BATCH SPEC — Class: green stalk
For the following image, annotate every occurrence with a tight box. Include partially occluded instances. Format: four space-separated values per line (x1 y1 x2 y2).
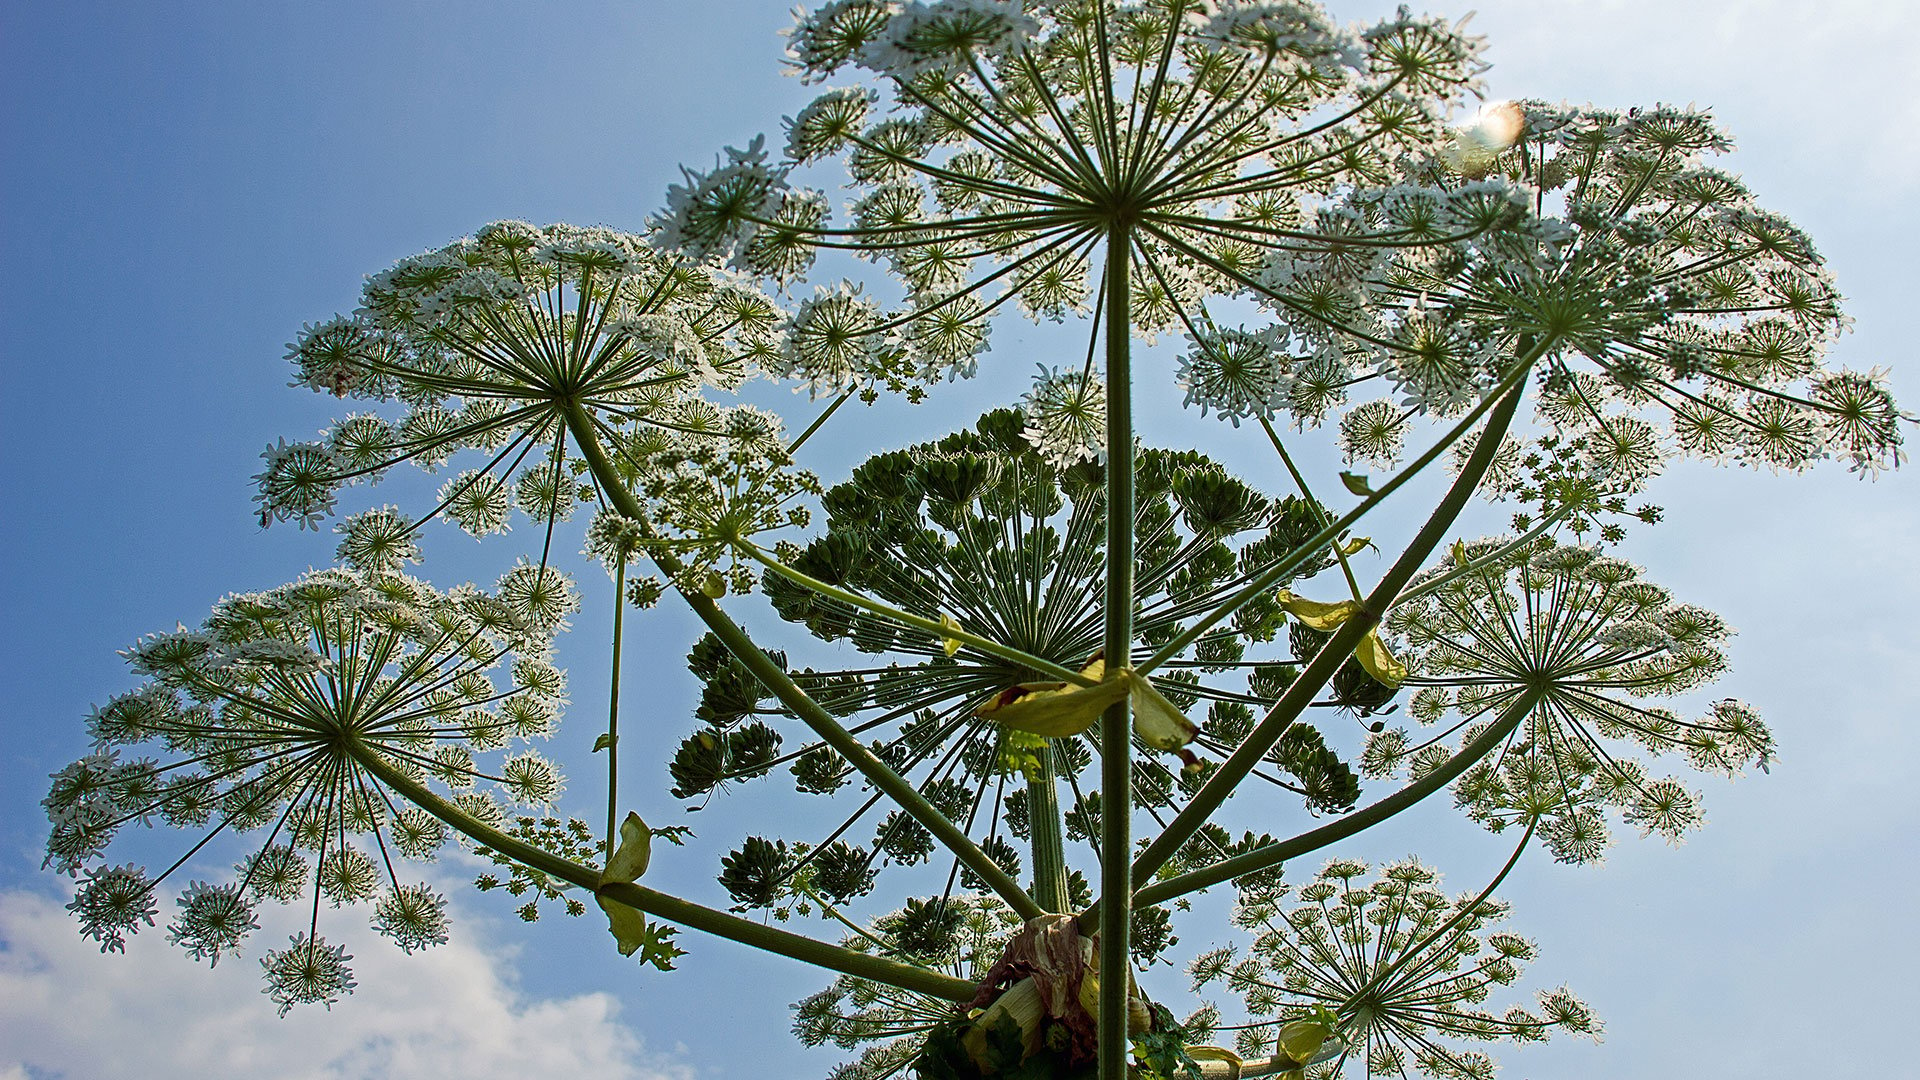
787 390 854 454
605 560 626 855
1261 418 1364 602
1125 371 1529 889
1136 347 1544 676
1353 817 1536 1007
346 737 973 1001
1133 689 1541 907
1099 222 1135 1080
562 403 1045 921
1395 500 1581 605
1028 751 1070 913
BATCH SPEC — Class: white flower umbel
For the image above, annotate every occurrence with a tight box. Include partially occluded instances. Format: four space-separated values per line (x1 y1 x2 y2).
264 221 795 545
1381 540 1768 861
42 567 572 1010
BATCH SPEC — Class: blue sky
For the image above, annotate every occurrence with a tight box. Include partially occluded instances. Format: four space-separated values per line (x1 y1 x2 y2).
3 2 1917 1078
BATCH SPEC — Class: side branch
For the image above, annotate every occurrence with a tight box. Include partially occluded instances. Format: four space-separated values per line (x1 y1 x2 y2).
1111 366 1532 913
347 738 974 1001
562 403 1046 922
1132 690 1540 908
1137 347 1543 675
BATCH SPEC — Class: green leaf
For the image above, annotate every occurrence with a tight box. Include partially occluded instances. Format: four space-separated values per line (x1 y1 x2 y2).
1275 1006 1344 1067
592 732 616 753
1339 471 1374 497
999 729 1051 780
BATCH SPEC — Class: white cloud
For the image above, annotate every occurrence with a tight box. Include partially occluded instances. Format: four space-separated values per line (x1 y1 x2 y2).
0 885 692 1080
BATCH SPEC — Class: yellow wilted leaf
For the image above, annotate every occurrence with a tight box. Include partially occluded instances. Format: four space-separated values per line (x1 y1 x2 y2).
979 658 1200 751
1125 671 1198 750
1279 593 1406 688
976 655 1123 737
1338 536 1374 557
1353 628 1407 688
598 812 660 960
598 894 653 957
1278 591 1361 631
938 614 964 657
1187 1046 1243 1080
602 811 652 885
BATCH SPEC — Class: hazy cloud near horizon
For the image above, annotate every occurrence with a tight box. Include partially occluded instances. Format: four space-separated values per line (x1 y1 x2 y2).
0 885 690 1080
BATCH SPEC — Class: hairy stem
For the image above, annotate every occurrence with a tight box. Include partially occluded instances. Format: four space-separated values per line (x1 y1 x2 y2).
1028 751 1071 913
605 560 625 856
1099 221 1135 1080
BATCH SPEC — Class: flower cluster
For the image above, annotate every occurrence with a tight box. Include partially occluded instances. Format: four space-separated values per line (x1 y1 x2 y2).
1191 858 1598 1079
672 409 1373 907
1375 540 1767 861
669 1 1494 400
1222 103 1907 482
258 221 792 537
44 566 575 1010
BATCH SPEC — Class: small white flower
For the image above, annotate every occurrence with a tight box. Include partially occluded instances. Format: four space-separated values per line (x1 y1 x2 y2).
856 0 1037 80
1020 364 1105 467
657 135 788 261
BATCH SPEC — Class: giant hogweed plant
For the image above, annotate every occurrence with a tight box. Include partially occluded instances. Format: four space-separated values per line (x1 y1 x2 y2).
45 2 1906 1079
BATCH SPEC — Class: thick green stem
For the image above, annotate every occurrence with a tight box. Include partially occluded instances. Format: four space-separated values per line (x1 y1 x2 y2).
1126 370 1529 889
346 739 973 1001
1133 689 1540 907
562 402 1045 921
605 560 625 855
1099 223 1135 1080
1028 751 1071 913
